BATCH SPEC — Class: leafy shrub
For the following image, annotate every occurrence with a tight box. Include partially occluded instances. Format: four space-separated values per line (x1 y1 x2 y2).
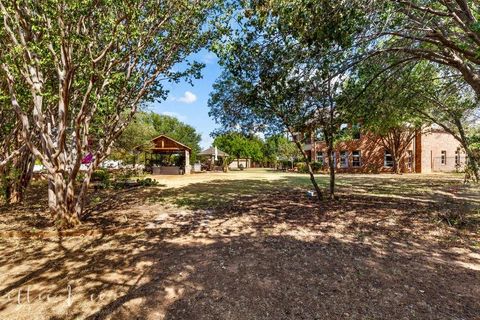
91 169 110 188
113 168 138 181
295 162 307 173
311 161 323 172
279 160 292 169
136 177 159 186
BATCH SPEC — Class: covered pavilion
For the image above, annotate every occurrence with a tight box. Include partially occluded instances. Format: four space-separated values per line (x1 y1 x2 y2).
197 146 229 171
139 135 192 175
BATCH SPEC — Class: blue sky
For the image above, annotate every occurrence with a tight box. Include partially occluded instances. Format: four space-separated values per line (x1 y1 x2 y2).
147 49 223 149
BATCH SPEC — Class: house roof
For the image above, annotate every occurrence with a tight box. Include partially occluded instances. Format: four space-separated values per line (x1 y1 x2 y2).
198 147 229 157
135 134 191 153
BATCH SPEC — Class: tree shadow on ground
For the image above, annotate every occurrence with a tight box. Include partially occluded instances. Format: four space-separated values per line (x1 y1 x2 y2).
1 173 478 233
0 175 479 319
1 232 478 319
138 175 480 235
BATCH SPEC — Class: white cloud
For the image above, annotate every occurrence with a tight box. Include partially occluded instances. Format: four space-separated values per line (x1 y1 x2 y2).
161 111 187 122
202 52 217 64
173 91 197 104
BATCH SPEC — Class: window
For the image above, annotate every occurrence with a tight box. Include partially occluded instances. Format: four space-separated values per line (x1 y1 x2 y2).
316 152 324 165
340 151 349 168
441 150 446 165
455 150 460 167
352 124 361 140
331 151 336 167
352 151 361 167
407 150 413 169
384 150 394 168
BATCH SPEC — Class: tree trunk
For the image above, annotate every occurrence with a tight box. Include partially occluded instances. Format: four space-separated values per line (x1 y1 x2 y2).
392 155 402 174
380 128 416 176
306 161 323 202
74 171 93 219
327 142 335 200
455 123 480 183
47 173 81 229
463 147 479 183
1 148 35 204
13 150 34 203
291 135 323 202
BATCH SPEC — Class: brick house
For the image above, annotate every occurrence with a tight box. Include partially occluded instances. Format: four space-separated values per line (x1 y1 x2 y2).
303 127 467 173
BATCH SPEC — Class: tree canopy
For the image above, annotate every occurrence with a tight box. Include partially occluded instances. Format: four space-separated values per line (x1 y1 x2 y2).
115 112 201 162
0 0 222 227
213 132 264 163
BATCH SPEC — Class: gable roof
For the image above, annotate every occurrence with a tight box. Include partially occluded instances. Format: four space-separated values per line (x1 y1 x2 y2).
135 134 191 152
151 135 191 150
198 146 229 157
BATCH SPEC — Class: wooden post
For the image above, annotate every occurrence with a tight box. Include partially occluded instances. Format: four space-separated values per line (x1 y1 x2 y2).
184 150 191 174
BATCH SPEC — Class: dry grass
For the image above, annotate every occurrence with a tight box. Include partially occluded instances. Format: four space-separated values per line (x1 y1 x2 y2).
0 169 479 319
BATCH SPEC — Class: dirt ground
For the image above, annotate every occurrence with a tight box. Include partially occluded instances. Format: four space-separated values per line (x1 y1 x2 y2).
0 169 479 319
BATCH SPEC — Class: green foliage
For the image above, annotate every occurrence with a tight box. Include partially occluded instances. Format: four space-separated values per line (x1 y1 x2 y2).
470 130 480 153
213 132 264 163
136 177 159 187
294 162 307 173
91 169 111 188
256 0 368 49
468 126 480 160
370 1 480 98
209 0 368 199
149 113 202 161
263 135 301 164
311 162 323 172
345 53 479 176
0 0 223 224
279 159 293 169
113 168 138 182
115 113 157 154
115 112 202 163
209 1 364 137
342 58 426 137
210 132 303 167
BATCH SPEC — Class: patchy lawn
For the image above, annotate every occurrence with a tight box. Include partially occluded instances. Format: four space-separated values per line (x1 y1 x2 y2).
0 169 479 319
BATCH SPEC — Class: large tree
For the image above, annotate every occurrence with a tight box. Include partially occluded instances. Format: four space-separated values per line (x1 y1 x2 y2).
343 58 426 174
348 56 480 180
369 1 480 180
406 64 480 181
263 134 302 168
115 112 202 163
0 0 220 228
261 1 480 179
210 1 366 200
213 132 264 166
209 65 328 200
373 0 480 97
293 1 480 99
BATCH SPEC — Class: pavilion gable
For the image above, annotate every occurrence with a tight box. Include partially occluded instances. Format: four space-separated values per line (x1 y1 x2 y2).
149 135 191 153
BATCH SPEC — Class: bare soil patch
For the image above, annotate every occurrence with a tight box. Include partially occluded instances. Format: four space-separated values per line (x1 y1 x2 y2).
0 170 479 319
